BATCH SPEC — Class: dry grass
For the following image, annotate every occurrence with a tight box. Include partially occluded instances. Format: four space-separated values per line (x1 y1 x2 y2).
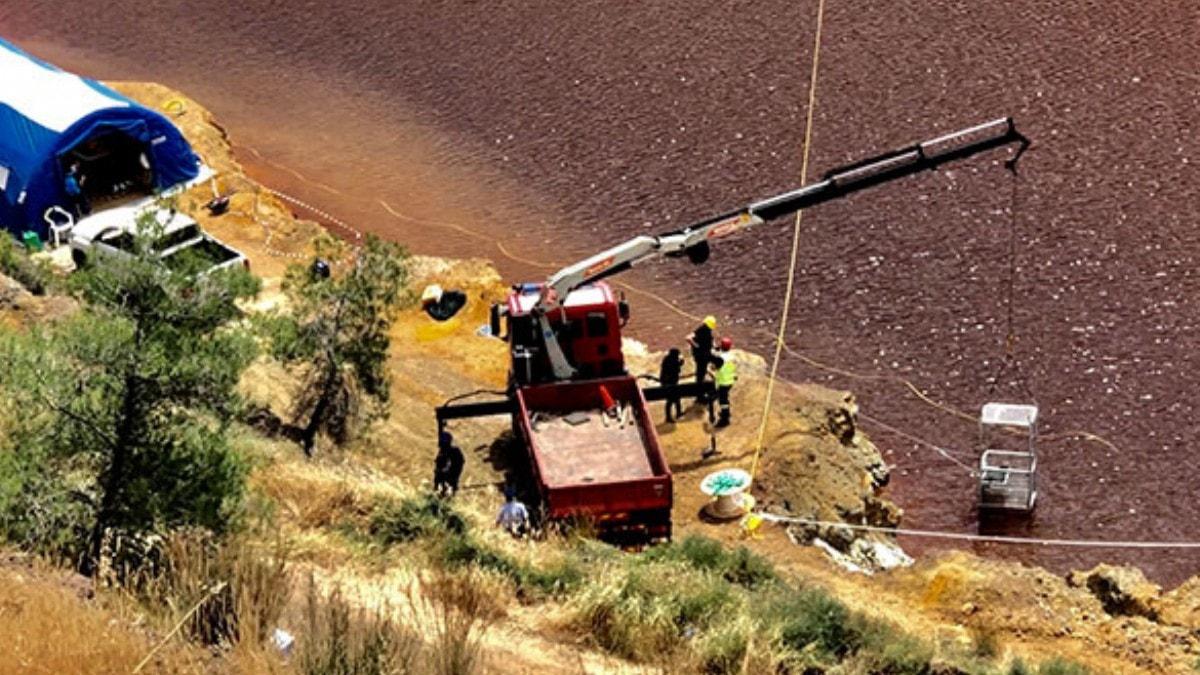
0 567 201 675
251 459 393 534
419 569 506 675
293 578 422 675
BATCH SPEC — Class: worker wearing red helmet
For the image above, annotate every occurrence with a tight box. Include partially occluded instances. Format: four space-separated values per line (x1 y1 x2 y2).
713 336 738 428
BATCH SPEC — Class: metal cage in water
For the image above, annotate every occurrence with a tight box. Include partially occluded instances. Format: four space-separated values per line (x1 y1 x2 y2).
978 402 1038 513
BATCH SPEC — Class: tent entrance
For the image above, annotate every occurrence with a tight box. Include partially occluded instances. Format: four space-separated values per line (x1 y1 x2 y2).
61 130 154 209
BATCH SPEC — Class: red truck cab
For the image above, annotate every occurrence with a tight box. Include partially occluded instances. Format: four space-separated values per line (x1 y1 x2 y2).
502 282 628 385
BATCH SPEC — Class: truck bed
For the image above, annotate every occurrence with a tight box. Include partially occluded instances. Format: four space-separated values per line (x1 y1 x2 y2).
515 376 672 536
164 237 244 272
530 409 654 487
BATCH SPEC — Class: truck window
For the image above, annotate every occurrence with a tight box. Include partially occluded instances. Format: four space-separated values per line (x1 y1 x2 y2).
154 224 202 252
508 316 537 350
586 312 608 338
566 320 584 340
100 230 136 252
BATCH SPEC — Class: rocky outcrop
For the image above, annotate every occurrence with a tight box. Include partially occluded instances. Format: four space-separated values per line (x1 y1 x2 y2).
1067 564 1161 620
1157 576 1200 630
0 273 30 309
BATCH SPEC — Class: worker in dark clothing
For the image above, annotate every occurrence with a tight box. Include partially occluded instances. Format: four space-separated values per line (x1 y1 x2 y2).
433 430 465 497
64 163 89 218
713 337 738 428
687 315 717 401
659 348 685 422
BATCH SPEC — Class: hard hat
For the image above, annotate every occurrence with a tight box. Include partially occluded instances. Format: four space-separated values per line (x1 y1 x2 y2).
703 315 717 329
720 337 733 350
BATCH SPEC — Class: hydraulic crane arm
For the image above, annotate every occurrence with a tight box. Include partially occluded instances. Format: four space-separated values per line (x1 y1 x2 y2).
533 117 1029 379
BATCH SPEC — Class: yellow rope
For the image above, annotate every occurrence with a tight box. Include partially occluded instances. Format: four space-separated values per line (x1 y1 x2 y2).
748 0 828 483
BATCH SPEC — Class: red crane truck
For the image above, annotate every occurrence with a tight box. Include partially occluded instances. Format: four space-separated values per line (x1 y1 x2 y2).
436 117 1029 541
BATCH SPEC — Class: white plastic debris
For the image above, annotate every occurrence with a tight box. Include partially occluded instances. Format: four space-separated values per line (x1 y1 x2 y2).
272 628 295 658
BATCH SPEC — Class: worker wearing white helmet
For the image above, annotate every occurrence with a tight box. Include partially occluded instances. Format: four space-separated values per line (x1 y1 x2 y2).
687 315 717 401
713 336 737 428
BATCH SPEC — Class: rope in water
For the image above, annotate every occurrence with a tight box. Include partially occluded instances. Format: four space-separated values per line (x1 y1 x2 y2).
858 412 976 476
748 0 828 484
757 512 1200 549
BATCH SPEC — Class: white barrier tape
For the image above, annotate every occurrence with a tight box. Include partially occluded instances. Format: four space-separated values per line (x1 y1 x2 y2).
266 188 363 241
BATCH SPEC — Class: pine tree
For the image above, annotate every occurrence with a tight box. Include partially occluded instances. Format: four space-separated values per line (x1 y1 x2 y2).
260 234 410 456
0 212 260 573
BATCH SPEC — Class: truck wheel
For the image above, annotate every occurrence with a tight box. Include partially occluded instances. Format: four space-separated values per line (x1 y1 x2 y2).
70 249 87 269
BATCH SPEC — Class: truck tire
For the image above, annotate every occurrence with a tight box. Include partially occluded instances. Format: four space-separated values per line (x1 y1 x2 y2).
70 249 87 269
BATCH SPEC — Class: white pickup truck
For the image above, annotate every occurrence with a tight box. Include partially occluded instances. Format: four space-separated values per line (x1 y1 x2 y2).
69 207 247 274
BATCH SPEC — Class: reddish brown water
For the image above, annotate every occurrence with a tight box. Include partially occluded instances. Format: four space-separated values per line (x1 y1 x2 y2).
7 1 1200 583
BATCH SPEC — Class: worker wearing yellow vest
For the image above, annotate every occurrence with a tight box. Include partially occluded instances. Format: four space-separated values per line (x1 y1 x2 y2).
713 337 737 428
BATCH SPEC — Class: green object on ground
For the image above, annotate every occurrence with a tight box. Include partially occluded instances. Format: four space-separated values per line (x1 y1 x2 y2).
702 469 749 495
21 231 42 252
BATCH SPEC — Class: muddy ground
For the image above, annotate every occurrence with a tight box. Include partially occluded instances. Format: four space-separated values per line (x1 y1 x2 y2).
6 1 1200 582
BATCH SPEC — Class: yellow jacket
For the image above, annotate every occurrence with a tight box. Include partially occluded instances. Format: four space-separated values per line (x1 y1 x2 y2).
714 355 737 387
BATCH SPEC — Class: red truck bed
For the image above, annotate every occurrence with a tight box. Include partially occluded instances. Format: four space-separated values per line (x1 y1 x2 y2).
515 376 672 539
531 412 654 485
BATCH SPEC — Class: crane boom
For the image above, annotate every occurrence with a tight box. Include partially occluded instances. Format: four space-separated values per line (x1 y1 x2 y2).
532 117 1029 379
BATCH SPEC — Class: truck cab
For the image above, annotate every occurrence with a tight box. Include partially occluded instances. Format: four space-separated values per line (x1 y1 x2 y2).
498 281 629 386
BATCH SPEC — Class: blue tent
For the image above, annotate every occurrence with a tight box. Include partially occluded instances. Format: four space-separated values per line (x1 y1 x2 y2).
0 38 200 238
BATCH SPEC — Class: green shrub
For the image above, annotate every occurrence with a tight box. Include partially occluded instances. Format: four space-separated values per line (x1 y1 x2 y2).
769 587 859 661
438 533 581 599
574 564 741 661
1008 660 1033 675
695 619 752 674
0 445 91 562
644 535 777 589
651 535 725 570
0 233 53 295
720 545 777 590
440 534 516 576
518 557 585 596
1007 657 1090 675
368 494 466 544
1037 658 1090 675
856 619 932 675
970 624 1000 659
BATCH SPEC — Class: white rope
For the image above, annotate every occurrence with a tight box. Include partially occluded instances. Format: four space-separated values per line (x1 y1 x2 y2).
265 187 363 241
858 412 977 476
760 512 1200 549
